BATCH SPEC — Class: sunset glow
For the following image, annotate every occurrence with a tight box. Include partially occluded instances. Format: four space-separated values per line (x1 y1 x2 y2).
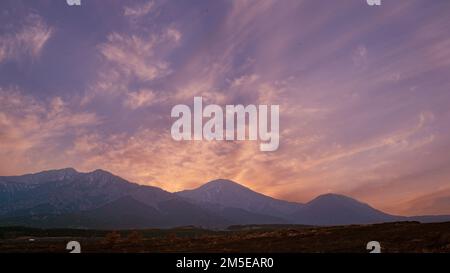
1 0 450 216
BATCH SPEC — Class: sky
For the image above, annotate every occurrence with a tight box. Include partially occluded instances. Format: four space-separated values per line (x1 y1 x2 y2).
0 0 449 216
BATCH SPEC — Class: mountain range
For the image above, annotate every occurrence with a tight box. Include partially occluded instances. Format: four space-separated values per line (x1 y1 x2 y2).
0 168 449 229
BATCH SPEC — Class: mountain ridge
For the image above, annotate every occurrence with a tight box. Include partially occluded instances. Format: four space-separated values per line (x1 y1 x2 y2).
1 168 449 229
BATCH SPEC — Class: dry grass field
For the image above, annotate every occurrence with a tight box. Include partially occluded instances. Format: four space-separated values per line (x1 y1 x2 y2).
0 221 449 253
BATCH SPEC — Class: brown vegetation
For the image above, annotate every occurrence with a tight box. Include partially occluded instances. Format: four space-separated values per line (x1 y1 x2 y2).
0 221 449 253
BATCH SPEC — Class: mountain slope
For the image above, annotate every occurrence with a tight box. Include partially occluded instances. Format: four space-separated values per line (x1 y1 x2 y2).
289 194 402 225
0 168 172 216
0 196 165 229
176 179 302 220
0 196 232 229
175 181 405 225
0 169 228 229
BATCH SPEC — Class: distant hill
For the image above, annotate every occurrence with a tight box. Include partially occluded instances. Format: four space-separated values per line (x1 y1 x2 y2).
0 168 449 229
288 193 402 225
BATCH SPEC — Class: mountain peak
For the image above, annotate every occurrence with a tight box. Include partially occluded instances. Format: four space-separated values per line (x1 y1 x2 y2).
39 168 111 176
177 178 261 203
59 167 78 173
176 179 303 218
311 193 357 202
294 193 399 225
31 167 80 181
200 179 248 190
208 179 239 184
79 169 131 186
35 168 117 182
41 167 78 175
90 169 113 176
307 193 369 207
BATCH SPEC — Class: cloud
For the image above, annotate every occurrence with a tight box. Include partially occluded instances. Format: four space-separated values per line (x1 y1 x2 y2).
165 27 182 44
99 33 170 81
84 21 182 105
0 88 99 175
231 74 260 88
60 108 435 199
399 188 450 216
66 128 264 192
124 1 155 18
0 14 53 63
124 89 157 109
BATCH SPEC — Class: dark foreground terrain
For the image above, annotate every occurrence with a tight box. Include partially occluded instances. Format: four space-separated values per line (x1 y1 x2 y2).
0 221 449 253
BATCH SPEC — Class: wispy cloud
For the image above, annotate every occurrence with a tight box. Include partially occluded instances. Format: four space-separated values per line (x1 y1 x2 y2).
124 1 155 18
0 88 99 175
124 89 157 109
99 33 170 81
83 19 181 106
0 14 53 63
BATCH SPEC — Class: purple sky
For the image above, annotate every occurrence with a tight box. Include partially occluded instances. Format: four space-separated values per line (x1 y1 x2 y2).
0 0 450 215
